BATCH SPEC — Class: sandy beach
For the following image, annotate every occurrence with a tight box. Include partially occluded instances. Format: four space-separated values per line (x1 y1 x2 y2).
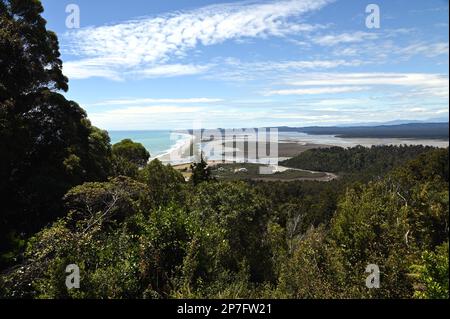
153 133 196 165
156 131 448 167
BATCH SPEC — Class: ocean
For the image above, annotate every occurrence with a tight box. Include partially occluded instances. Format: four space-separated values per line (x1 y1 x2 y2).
108 130 191 157
108 130 449 164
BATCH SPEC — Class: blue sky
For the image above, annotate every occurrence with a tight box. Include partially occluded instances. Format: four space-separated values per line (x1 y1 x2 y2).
40 0 449 130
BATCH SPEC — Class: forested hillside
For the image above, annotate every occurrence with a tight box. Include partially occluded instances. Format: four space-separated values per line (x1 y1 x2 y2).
278 123 450 139
0 147 448 298
281 145 434 180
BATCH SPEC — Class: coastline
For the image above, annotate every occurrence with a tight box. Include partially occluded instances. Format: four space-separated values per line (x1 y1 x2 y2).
153 132 196 165
146 131 449 167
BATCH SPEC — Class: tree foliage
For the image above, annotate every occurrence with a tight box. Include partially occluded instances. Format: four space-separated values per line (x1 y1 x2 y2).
138 159 186 207
411 242 449 299
0 0 112 267
112 139 150 167
190 155 213 186
281 145 433 180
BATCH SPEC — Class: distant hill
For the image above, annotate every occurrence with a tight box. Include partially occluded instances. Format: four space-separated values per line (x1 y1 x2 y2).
277 123 449 139
179 122 449 140
336 117 449 127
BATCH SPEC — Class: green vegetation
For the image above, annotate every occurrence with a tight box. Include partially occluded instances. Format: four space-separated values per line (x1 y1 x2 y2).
190 156 213 186
1 147 448 299
0 0 448 299
0 0 112 268
410 242 449 299
110 139 150 178
212 163 327 181
281 145 433 180
112 139 150 167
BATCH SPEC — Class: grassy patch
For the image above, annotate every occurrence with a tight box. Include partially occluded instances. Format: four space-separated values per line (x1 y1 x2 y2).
211 163 326 181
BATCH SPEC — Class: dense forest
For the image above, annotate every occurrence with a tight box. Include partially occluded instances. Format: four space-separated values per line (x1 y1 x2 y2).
0 0 448 299
281 145 436 181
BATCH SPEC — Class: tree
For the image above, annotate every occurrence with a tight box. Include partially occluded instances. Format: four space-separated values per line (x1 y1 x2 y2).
0 177 194 299
177 181 273 297
111 155 140 179
0 0 68 99
63 176 153 226
411 242 449 299
0 177 154 299
112 139 150 167
0 0 112 268
281 145 434 181
138 159 186 207
190 155 212 186
276 226 340 299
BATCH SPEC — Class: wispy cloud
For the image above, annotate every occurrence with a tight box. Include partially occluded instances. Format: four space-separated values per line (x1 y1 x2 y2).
90 105 204 130
88 100 449 131
131 64 212 78
204 58 365 82
266 86 369 96
321 26 448 64
399 42 449 58
306 98 365 106
284 73 449 98
63 0 332 80
90 97 223 106
289 73 447 86
331 39 449 61
311 31 379 46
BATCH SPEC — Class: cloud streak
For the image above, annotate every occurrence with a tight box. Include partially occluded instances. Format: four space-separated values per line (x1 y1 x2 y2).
285 73 449 98
266 86 369 96
311 31 379 46
63 0 332 80
90 97 223 106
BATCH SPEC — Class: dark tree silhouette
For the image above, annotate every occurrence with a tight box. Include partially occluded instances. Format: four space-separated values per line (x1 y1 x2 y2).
190 155 213 186
0 0 112 267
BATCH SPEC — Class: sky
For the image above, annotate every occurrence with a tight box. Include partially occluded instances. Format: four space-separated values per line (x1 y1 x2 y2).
40 0 449 130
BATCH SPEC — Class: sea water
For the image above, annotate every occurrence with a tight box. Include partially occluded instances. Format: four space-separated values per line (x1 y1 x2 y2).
108 130 191 157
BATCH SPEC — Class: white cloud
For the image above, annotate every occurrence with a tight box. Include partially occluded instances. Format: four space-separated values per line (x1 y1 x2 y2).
63 59 124 81
131 64 212 78
64 0 332 80
64 61 211 80
246 59 362 71
206 58 365 82
435 108 449 114
289 73 446 86
266 86 369 95
410 107 427 112
87 98 449 130
90 105 204 130
326 27 448 63
90 97 223 106
311 31 378 46
285 73 449 98
308 98 363 106
94 105 202 115
400 42 449 58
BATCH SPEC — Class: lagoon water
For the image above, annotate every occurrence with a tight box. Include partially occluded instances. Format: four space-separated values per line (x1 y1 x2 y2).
278 132 450 148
